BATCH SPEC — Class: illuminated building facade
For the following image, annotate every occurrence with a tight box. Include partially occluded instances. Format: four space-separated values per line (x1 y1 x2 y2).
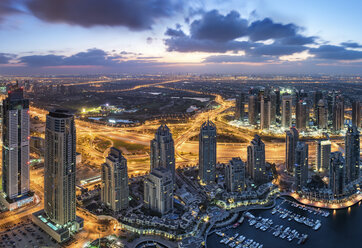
1 87 32 210
199 120 217 185
225 157 246 192
144 167 173 215
247 135 267 184
150 124 175 181
285 127 299 173
101 147 129 211
345 126 360 182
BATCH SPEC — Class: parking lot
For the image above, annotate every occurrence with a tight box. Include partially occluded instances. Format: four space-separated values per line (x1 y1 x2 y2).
0 220 59 248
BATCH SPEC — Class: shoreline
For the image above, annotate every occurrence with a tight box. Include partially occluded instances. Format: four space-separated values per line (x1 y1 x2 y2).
280 192 362 210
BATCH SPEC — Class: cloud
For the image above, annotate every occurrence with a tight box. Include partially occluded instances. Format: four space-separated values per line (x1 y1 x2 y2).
190 10 248 42
340 41 362 48
0 53 13 64
25 0 183 30
19 48 121 67
279 35 316 45
165 36 251 53
165 28 186 37
309 45 362 60
248 43 307 56
0 0 22 22
164 9 314 57
247 18 299 41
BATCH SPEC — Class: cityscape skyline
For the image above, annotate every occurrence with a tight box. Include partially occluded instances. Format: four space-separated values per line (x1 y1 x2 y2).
0 1 361 248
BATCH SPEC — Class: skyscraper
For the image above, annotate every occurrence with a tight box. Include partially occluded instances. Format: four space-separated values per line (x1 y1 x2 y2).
281 94 292 129
150 124 175 180
44 110 76 225
144 167 173 215
316 140 331 172
225 157 246 192
332 95 344 132
296 100 309 131
247 135 267 184
235 93 245 121
345 126 360 182
316 99 328 129
275 88 281 116
199 120 217 185
285 127 299 173
313 91 323 114
248 94 258 125
295 141 308 187
260 96 271 130
269 90 277 125
1 86 32 210
101 147 129 212
32 109 83 243
329 152 345 198
352 100 361 128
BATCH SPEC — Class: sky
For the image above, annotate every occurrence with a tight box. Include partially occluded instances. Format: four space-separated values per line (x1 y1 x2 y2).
0 0 362 75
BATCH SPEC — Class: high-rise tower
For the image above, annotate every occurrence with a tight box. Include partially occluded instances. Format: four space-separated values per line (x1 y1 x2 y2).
281 94 292 129
32 110 83 243
260 96 271 130
225 157 246 192
285 127 299 173
199 120 217 185
101 147 129 211
235 93 245 121
294 141 309 190
247 135 267 184
316 140 331 172
329 152 345 198
150 124 175 180
345 125 360 182
352 100 361 128
296 100 309 131
144 167 173 215
332 95 344 132
248 94 258 125
1 86 32 210
316 99 328 129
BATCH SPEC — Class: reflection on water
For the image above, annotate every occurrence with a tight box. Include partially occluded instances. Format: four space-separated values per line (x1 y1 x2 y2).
207 197 362 248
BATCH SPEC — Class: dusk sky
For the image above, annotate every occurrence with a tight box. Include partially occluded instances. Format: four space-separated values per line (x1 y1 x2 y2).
1 0 362 75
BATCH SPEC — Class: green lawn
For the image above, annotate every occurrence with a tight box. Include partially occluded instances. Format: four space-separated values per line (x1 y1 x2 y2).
112 139 149 152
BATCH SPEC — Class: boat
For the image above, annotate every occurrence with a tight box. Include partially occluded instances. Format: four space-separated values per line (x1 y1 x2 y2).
238 216 245 224
298 234 308 244
313 222 322 230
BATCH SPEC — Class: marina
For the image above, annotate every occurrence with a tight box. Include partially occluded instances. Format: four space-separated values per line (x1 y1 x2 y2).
207 197 362 248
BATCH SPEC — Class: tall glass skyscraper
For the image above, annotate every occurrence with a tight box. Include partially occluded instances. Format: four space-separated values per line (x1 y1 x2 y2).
199 120 217 185
332 95 344 132
345 125 360 182
101 147 129 211
296 100 309 131
1 87 30 205
281 94 292 129
329 152 345 198
44 109 77 225
144 167 173 215
294 141 309 189
32 109 83 243
150 124 175 181
247 135 267 184
285 127 299 173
